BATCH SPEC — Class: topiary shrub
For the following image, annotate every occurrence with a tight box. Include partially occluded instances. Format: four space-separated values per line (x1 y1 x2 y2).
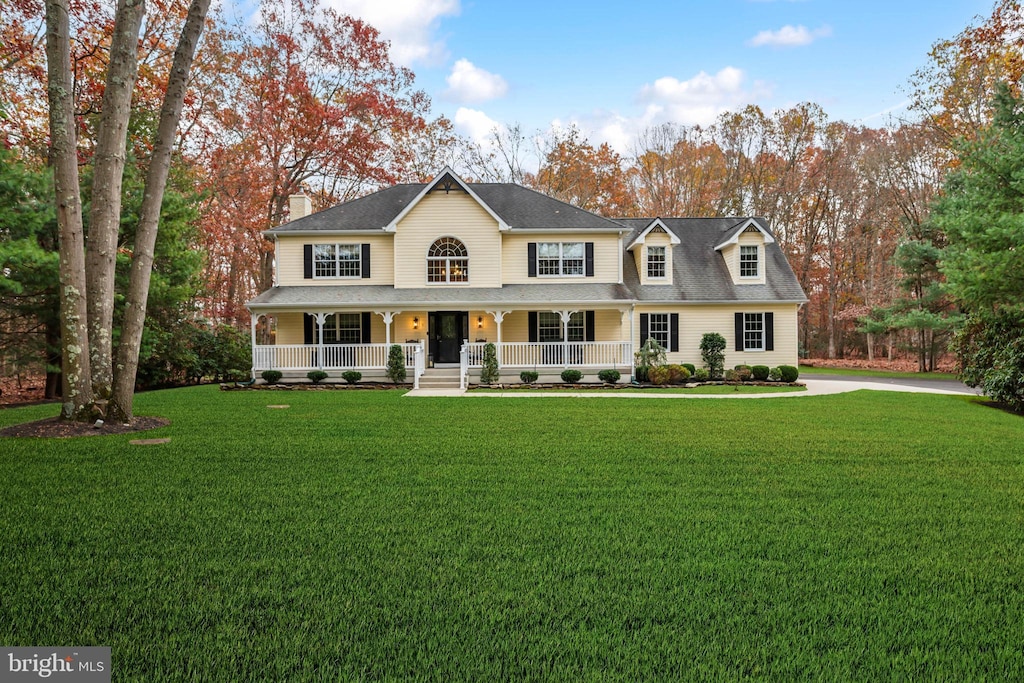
342 370 362 385
768 367 782 382
560 368 583 384
682 363 696 376
386 344 407 383
261 370 283 384
699 332 726 379
597 369 621 384
778 365 799 382
648 365 671 385
520 370 539 384
479 343 500 384
307 370 328 384
751 365 770 381
693 367 709 382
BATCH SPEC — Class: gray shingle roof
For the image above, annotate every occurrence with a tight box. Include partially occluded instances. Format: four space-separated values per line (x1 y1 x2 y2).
267 182 627 233
249 283 635 308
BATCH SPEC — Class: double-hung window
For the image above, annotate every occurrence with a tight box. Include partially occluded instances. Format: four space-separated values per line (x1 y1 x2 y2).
740 245 759 278
647 246 666 278
537 311 584 342
314 244 361 278
321 313 362 344
743 313 764 351
538 242 584 276
648 313 670 349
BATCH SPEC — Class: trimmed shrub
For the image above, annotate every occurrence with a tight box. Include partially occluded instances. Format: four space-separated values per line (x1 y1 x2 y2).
693 367 710 382
261 370 283 384
699 332 727 378
480 343 500 384
724 369 739 382
520 370 539 384
307 370 328 384
667 364 690 384
735 366 752 381
779 365 799 382
560 368 583 384
681 363 696 376
597 369 621 384
648 365 671 385
342 370 362 385
634 366 650 383
751 365 770 381
768 367 782 382
386 344 407 383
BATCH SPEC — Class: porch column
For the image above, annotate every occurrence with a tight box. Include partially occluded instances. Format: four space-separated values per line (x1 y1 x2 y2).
486 310 509 365
375 311 397 345
314 312 327 371
620 308 632 367
558 310 577 368
249 314 258 378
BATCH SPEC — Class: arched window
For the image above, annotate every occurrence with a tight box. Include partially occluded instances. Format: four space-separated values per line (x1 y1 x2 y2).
427 237 469 283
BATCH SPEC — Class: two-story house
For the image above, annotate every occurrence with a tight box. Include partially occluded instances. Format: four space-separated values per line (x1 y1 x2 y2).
246 168 807 385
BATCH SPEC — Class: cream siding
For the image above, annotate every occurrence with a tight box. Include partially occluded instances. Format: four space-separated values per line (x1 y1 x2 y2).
635 303 800 367
275 312 305 345
276 234 394 287
502 233 621 284
393 191 502 288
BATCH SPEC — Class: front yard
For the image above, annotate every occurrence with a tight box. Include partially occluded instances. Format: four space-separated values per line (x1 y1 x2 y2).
2 387 1022 679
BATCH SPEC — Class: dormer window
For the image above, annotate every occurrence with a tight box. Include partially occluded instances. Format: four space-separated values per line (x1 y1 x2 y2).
647 246 666 278
740 245 759 278
427 237 469 283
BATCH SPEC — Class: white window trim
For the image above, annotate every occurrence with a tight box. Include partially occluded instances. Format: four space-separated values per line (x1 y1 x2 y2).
648 313 670 349
313 243 362 279
537 242 586 278
647 246 667 279
426 237 470 285
743 312 764 352
739 245 759 279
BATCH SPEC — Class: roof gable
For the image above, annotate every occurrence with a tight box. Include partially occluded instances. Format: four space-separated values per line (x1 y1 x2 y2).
713 217 775 251
626 218 681 250
385 167 509 233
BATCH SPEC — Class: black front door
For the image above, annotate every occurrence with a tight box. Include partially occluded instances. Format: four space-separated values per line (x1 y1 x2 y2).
430 311 467 364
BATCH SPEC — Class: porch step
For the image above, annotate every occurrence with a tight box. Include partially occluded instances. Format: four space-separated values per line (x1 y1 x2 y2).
418 367 462 389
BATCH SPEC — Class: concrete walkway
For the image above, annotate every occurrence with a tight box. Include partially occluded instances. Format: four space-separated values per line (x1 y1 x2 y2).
405 377 979 399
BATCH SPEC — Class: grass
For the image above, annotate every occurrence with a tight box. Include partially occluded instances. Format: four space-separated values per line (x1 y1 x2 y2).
473 384 806 394
799 365 959 380
2 386 1023 679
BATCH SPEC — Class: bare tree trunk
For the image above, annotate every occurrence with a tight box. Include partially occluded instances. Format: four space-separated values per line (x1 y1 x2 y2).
44 0 94 420
108 0 212 422
86 0 145 399
45 318 62 399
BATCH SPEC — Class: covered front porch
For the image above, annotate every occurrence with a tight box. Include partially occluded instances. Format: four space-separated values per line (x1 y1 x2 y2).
248 306 635 384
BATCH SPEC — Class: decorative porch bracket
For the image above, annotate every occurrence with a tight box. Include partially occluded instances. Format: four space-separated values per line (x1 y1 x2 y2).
485 310 510 365
558 310 579 368
374 310 398 345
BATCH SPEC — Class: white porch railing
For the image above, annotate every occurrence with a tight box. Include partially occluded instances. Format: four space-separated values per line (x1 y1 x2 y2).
253 343 425 386
462 341 633 369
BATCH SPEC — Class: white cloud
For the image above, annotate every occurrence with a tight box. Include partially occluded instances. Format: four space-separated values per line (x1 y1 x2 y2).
323 0 460 66
636 67 767 127
748 24 832 48
453 107 504 147
444 59 509 103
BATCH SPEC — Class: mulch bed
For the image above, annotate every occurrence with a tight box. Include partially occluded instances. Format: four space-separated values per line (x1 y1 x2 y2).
1 416 170 439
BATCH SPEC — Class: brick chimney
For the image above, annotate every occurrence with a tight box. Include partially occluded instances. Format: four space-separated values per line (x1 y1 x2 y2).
289 194 312 221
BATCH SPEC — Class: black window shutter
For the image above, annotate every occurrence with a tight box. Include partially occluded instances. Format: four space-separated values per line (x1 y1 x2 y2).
670 313 679 352
303 244 313 279
640 313 649 344
361 312 372 343
528 243 537 277
765 312 774 351
735 313 744 351
528 312 538 342
585 242 595 277
585 311 595 342
361 243 371 279
303 313 314 344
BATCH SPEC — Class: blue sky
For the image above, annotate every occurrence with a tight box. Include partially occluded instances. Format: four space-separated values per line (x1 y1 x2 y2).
318 0 991 152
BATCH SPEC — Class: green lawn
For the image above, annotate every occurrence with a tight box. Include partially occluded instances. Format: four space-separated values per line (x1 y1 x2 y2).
799 365 959 380
473 384 806 394
2 386 1022 680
